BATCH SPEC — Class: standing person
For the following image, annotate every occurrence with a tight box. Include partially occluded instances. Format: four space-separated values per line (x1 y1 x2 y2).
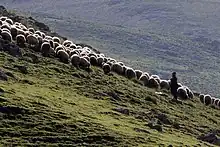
170 72 178 100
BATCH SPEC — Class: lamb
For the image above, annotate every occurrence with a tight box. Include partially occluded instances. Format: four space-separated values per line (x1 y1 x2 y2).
52 36 60 43
102 63 111 74
111 63 124 75
70 54 80 67
125 67 136 79
135 70 143 79
16 34 26 47
57 50 69 63
41 42 51 57
160 80 170 90
79 57 91 69
139 74 149 86
177 86 188 100
1 31 12 42
204 94 212 106
148 77 160 89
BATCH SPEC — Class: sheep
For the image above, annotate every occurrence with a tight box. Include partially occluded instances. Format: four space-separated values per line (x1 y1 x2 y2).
151 75 161 84
52 36 60 43
135 70 143 79
125 67 136 79
97 57 104 67
62 40 72 47
143 72 150 79
111 63 124 75
70 54 80 67
199 94 205 104
183 86 194 99
10 26 17 39
90 56 98 66
0 16 7 21
41 42 51 57
177 86 188 100
160 80 170 90
26 34 39 48
55 45 65 54
118 62 124 66
5 18 13 25
69 44 77 49
53 42 60 49
28 28 35 34
204 94 212 106
102 63 111 74
16 34 26 47
79 57 90 69
1 31 12 42
1 24 11 31
148 77 160 89
57 50 69 63
139 74 149 86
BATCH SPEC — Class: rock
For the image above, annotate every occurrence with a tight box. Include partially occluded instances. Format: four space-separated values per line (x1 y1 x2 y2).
14 65 28 74
198 132 220 145
157 113 172 125
147 118 163 132
0 69 8 81
0 39 22 57
113 108 130 115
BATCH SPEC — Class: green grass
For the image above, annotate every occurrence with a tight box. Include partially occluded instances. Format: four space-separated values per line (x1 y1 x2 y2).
0 48 219 146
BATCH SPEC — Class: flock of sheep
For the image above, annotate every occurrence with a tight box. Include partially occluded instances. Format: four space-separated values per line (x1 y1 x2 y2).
0 15 219 109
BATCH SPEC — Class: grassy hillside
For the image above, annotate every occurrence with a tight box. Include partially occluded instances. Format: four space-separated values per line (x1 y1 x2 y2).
0 8 219 146
2 0 220 97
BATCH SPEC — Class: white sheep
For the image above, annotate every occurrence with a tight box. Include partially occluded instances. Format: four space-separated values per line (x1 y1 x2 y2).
204 94 212 106
90 56 98 66
102 63 111 74
148 77 160 89
57 50 69 63
111 63 124 75
26 34 39 48
125 67 136 79
16 34 26 47
135 70 143 79
79 57 90 69
52 36 60 43
199 94 205 104
160 80 170 90
41 42 51 57
1 31 12 42
177 86 188 100
139 74 149 86
97 57 104 67
5 18 13 25
28 28 35 34
70 54 80 67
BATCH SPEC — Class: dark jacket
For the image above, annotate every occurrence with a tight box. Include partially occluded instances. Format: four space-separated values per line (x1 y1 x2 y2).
170 76 178 94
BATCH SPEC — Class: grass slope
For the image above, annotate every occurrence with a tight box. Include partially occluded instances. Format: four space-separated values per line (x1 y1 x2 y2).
0 47 219 146
0 7 219 146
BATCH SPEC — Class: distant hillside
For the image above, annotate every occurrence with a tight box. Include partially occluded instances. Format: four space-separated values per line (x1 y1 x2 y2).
2 0 220 97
